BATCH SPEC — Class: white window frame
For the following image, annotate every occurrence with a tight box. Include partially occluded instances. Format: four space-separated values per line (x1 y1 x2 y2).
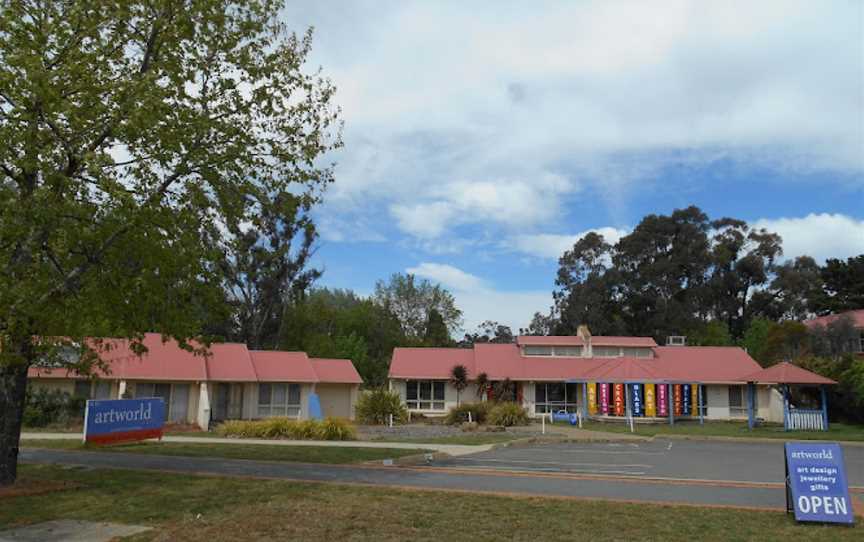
405 380 446 411
534 382 580 414
728 385 756 416
593 346 621 357
257 383 302 418
523 345 553 356
622 347 652 358
523 345 584 357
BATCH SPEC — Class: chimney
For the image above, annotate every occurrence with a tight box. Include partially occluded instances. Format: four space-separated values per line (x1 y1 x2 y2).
577 325 592 356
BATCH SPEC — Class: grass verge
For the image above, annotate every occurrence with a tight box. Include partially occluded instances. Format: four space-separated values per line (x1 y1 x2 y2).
369 433 523 445
580 420 864 441
21 440 426 464
1 465 860 540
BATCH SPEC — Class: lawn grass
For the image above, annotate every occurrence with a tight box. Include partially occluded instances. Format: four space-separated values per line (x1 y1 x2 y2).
370 433 523 445
1 464 860 541
20 439 426 464
581 420 864 441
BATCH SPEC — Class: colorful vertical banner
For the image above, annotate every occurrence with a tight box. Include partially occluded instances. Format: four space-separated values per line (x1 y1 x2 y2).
613 383 624 416
682 384 691 416
691 385 699 416
645 383 656 417
631 383 643 416
658 384 668 417
587 382 597 415
599 383 609 415
673 384 683 416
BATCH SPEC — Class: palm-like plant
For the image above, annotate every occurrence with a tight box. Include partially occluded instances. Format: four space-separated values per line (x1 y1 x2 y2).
475 372 489 401
450 364 469 406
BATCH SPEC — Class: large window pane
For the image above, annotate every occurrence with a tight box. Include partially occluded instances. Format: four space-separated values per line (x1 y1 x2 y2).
287 384 301 405
524 346 553 356
548 383 565 402
136 383 154 398
273 384 287 406
406 381 418 400
154 383 171 399
258 384 272 405
535 384 546 403
73 381 91 398
554 346 582 357
566 383 579 403
594 346 620 357
433 381 445 401
170 384 189 423
94 381 112 399
419 381 432 400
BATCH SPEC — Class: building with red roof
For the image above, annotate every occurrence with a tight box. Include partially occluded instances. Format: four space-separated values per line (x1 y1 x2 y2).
388 327 833 425
804 309 864 356
28 333 363 429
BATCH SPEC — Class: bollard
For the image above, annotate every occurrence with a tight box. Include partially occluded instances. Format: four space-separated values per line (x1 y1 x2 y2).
541 412 545 434
468 411 472 424
389 413 394 428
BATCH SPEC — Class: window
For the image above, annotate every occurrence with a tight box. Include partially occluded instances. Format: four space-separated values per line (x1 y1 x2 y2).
535 382 580 413
524 345 553 356
134 382 188 423
406 380 445 410
93 381 113 399
593 346 620 357
858 331 864 353
73 380 91 398
258 383 302 418
728 385 756 416
622 347 652 358
553 346 583 357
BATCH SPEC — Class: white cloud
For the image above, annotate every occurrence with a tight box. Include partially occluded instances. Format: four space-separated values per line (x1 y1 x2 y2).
510 227 630 260
752 213 864 263
407 262 551 332
288 0 863 238
407 262 486 291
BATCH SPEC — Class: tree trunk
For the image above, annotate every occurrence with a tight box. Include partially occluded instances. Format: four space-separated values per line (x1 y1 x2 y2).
0 361 29 486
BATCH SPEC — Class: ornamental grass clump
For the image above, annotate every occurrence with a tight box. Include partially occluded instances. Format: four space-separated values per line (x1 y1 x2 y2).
216 417 356 440
445 402 490 425
487 402 529 427
356 388 408 425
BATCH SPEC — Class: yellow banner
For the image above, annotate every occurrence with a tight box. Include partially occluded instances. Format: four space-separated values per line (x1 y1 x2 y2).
691 385 698 416
587 382 597 415
645 383 656 417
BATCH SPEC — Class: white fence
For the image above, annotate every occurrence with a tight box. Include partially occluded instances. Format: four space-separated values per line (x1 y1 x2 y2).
787 409 825 431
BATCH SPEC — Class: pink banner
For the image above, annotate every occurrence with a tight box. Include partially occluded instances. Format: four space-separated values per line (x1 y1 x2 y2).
658 384 668 417
599 383 609 415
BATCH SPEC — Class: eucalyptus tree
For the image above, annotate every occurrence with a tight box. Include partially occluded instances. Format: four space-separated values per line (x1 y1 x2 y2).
0 0 340 484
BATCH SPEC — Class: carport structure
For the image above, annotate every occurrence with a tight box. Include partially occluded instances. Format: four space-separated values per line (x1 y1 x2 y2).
743 362 836 431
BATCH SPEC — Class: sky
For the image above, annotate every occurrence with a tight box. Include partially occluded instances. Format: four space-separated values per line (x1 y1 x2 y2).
282 0 864 334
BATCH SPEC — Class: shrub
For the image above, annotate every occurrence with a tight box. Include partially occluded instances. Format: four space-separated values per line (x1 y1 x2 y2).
23 388 86 427
355 388 408 425
487 402 529 427
445 402 489 425
216 417 357 440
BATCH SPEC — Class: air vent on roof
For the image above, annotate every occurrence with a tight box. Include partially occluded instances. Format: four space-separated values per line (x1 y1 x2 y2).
666 336 686 346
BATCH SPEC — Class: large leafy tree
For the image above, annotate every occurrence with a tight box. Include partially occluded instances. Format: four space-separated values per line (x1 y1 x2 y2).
460 320 515 346
815 255 864 314
0 0 340 484
215 191 321 349
373 273 462 341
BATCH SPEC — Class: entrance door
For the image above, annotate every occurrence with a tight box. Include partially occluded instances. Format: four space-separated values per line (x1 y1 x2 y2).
228 384 244 419
170 384 190 423
212 383 244 421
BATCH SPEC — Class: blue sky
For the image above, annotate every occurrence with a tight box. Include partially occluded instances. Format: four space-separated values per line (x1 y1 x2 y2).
283 1 864 333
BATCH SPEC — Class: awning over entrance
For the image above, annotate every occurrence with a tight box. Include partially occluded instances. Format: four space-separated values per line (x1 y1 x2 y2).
741 362 836 432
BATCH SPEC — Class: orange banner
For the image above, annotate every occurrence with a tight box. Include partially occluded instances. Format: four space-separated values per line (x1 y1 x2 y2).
587 382 597 415
613 383 625 416
691 385 698 416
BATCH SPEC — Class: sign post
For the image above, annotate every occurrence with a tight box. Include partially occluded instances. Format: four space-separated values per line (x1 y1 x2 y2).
84 398 165 445
784 442 854 525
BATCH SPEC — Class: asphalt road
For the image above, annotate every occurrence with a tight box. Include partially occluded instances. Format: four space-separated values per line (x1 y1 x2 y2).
433 439 864 487
20 441 864 510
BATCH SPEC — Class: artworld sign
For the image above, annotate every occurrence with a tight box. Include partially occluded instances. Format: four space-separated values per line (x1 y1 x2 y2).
784 442 854 524
84 398 165 445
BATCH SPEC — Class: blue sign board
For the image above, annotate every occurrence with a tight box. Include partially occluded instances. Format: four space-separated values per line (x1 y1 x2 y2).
308 392 323 420
84 398 165 445
630 383 642 416
785 442 854 524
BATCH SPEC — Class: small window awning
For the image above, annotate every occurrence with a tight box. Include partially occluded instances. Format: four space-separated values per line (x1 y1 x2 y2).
742 361 836 385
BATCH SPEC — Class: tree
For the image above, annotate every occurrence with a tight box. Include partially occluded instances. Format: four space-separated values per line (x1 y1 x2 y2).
424 309 452 347
450 364 469 406
217 191 321 349
750 256 822 321
815 255 864 313
373 273 462 340
519 311 556 336
741 317 773 366
475 372 489 400
0 0 340 485
553 232 625 335
686 321 733 346
460 320 514 346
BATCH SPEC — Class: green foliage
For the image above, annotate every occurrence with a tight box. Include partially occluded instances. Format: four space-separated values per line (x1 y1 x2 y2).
374 273 462 340
816 255 864 313
355 388 408 425
487 402 529 427
449 364 469 404
23 388 86 427
424 309 452 346
445 402 490 425
797 355 864 423
742 318 773 365
687 321 733 346
460 320 515 346
762 321 809 363
215 417 356 441
279 288 403 386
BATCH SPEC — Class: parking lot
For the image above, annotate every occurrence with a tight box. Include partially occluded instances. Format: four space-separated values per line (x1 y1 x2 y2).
433 438 864 487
